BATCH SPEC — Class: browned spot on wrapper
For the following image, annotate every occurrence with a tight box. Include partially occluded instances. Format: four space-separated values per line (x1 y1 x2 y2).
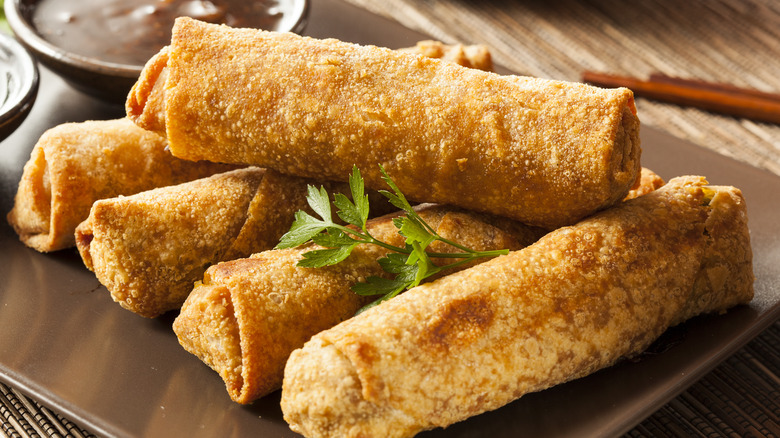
207 257 265 284
352 341 381 367
423 294 494 352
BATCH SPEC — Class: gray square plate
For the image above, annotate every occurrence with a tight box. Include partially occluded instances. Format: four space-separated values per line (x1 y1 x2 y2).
1 1 778 437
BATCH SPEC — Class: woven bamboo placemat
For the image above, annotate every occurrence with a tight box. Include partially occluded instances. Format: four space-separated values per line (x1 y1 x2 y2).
0 382 95 438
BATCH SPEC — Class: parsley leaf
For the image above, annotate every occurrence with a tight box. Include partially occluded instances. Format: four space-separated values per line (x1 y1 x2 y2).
275 210 329 249
306 185 334 223
298 245 356 268
278 164 510 313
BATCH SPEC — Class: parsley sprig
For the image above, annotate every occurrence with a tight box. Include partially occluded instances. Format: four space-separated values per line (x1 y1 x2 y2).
275 165 509 313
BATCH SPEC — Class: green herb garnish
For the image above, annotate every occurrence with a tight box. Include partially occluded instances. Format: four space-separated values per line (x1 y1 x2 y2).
0 0 9 35
275 165 509 313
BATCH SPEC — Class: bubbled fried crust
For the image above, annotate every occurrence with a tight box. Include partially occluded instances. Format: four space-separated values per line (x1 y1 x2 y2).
74 163 401 319
625 167 665 200
173 204 546 404
129 40 493 135
126 48 170 135
281 176 753 438
75 168 269 318
399 40 494 72
6 118 234 252
127 17 640 228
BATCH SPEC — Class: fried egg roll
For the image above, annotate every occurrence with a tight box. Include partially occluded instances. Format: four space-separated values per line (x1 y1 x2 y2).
281 176 753 438
173 204 545 404
127 17 641 228
173 169 657 404
127 36 492 150
6 118 234 252
75 168 397 318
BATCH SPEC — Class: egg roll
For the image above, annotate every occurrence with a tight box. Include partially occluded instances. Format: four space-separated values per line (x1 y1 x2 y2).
6 118 235 252
127 17 641 229
172 169 662 404
281 176 754 438
75 168 398 318
127 36 493 149
173 204 545 404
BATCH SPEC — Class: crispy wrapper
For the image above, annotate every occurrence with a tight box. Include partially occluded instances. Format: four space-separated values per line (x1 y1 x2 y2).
172 172 657 404
127 18 641 228
626 167 665 200
173 204 546 404
76 167 273 317
399 40 494 72
128 37 492 147
6 118 234 252
75 168 396 318
281 176 754 438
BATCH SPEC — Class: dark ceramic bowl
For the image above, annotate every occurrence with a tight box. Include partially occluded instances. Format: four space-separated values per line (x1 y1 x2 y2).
0 31 39 141
4 0 310 104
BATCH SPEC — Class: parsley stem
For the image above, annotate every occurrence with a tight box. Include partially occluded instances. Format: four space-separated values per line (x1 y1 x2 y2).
425 248 510 259
282 164 514 312
435 255 493 272
333 223 509 260
331 224 412 255
429 234 485 254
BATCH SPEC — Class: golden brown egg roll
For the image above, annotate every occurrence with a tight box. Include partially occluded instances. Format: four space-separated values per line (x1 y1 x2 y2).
127 17 641 229
172 168 658 405
75 168 398 318
280 176 754 438
6 118 235 252
76 167 272 318
172 204 545 404
127 37 492 151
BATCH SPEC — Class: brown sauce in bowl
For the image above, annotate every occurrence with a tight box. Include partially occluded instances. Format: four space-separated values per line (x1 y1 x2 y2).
32 0 285 66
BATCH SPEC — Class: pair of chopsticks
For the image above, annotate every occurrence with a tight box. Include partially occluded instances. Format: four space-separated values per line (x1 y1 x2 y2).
582 71 780 125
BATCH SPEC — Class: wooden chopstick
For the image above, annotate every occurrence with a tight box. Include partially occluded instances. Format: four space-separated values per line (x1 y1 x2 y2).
582 71 780 124
647 73 780 102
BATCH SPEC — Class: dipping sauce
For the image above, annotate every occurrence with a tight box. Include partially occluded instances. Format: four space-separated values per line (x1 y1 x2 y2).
32 0 285 66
